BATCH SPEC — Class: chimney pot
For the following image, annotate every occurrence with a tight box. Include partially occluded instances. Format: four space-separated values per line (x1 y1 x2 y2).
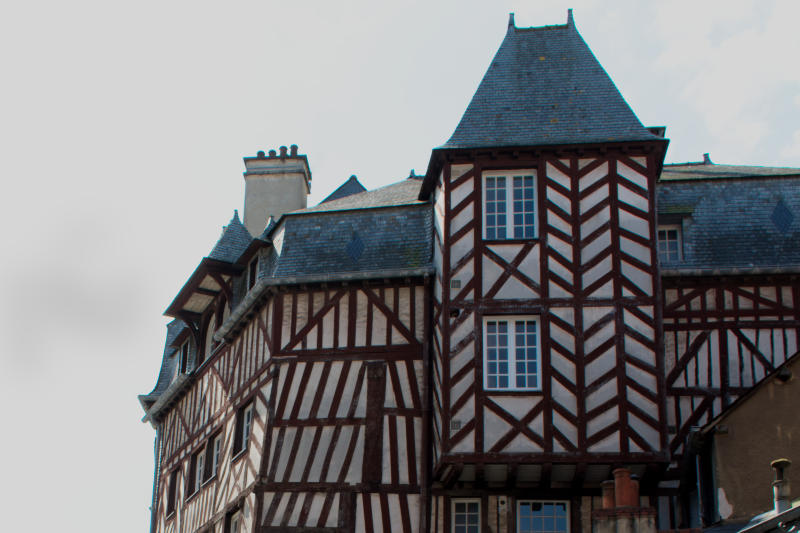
268 150 277 157
290 144 298 156
771 458 792 513
279 146 288 157
612 468 637 507
508 13 515 29
256 151 265 158
703 153 713 164
601 480 616 509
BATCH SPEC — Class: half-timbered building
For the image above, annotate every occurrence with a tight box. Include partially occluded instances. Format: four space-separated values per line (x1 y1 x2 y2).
140 12 800 533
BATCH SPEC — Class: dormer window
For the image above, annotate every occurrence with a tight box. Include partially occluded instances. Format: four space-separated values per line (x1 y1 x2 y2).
179 340 189 374
247 257 258 290
483 170 537 240
657 225 682 263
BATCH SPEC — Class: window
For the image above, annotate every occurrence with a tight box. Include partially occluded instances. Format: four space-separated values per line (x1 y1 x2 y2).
179 340 190 374
483 316 541 391
187 447 205 495
452 499 480 533
483 170 536 239
209 433 222 477
657 225 682 263
166 468 179 515
518 501 569 533
187 432 222 496
228 510 243 533
248 257 258 290
232 402 254 456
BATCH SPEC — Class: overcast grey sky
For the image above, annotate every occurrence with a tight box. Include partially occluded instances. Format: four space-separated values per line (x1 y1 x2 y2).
0 1 798 531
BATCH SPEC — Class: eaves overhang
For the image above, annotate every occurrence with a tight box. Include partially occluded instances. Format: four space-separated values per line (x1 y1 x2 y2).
419 138 669 200
164 257 245 317
214 266 435 343
139 373 192 425
700 349 800 438
660 266 800 277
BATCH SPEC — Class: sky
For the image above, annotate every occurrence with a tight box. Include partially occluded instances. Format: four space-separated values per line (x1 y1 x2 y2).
0 1 798 531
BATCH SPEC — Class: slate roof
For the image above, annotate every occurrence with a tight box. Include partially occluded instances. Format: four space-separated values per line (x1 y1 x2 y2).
208 210 253 261
321 175 367 203
442 15 659 149
662 162 800 181
139 319 185 407
657 168 800 273
265 202 432 280
295 177 425 214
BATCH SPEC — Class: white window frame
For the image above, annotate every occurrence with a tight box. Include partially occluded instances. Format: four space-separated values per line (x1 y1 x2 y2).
229 510 242 533
243 404 253 446
233 402 255 456
482 169 538 240
517 500 570 533
657 224 682 263
483 316 542 392
210 433 222 476
451 498 481 533
194 447 205 492
179 340 190 374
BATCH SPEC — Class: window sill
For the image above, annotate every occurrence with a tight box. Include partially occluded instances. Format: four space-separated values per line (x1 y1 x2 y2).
166 511 176 521
185 488 201 504
482 237 540 245
231 446 249 464
201 474 217 488
484 389 543 396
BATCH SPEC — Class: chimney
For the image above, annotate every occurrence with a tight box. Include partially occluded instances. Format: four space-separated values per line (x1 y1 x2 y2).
772 458 791 514
592 468 656 533
242 145 312 236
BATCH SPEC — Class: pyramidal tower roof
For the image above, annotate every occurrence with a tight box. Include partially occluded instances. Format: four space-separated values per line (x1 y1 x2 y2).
208 210 253 262
442 11 659 149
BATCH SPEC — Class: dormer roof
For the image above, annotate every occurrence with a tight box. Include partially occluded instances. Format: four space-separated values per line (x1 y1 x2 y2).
442 13 659 149
321 175 367 203
208 210 253 261
164 211 248 317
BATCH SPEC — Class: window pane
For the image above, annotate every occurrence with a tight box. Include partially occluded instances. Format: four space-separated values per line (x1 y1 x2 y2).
485 177 508 239
512 175 535 238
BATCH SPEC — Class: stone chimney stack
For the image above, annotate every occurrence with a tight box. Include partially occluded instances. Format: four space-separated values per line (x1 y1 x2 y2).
242 145 311 236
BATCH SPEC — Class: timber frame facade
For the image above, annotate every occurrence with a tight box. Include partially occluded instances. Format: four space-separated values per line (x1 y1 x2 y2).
140 12 800 533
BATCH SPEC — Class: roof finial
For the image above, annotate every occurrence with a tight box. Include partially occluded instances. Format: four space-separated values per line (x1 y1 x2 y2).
508 12 515 30
567 8 574 27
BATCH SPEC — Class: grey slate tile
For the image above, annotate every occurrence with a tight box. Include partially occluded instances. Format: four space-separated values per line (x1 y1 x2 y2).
657 174 800 270
321 175 368 203
208 210 253 262
443 20 658 149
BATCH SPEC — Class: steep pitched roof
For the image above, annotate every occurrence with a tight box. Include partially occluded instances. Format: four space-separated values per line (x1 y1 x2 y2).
208 210 253 262
321 175 368 203
267 203 432 280
657 165 800 273
138 319 185 409
296 178 425 214
661 161 800 181
442 14 659 149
